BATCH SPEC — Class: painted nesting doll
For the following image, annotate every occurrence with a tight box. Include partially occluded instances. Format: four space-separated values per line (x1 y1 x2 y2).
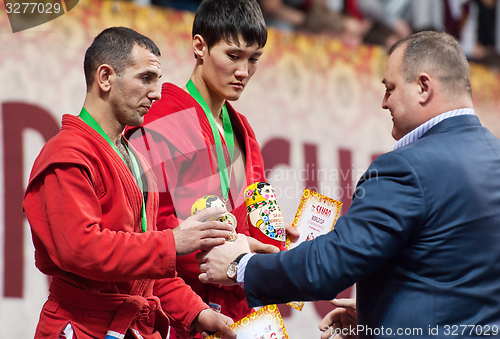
191 195 237 241
244 182 286 250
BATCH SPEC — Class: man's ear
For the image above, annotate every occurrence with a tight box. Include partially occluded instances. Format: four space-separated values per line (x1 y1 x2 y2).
418 73 432 104
95 64 114 92
193 34 207 60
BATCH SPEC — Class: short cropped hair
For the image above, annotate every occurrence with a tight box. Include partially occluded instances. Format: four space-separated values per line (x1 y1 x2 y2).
84 27 161 89
193 0 267 50
388 31 471 98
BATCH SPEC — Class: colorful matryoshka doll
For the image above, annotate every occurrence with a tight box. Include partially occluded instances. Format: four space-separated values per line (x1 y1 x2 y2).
191 195 237 241
244 182 286 250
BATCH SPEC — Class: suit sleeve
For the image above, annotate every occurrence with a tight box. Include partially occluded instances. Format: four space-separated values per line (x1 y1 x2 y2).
243 152 426 306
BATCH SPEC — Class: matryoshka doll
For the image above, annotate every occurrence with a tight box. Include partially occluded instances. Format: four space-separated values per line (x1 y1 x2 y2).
244 182 286 250
191 195 237 241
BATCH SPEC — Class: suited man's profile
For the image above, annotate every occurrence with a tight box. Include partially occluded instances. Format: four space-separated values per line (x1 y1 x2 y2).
197 31 500 338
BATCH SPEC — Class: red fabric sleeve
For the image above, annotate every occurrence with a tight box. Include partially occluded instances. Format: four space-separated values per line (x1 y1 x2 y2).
24 164 177 282
154 276 209 337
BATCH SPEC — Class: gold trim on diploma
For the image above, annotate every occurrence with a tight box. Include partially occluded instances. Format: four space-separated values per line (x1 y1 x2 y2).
285 189 343 311
206 305 289 339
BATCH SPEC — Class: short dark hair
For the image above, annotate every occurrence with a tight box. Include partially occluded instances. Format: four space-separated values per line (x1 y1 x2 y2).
84 27 161 89
193 0 267 50
388 31 471 98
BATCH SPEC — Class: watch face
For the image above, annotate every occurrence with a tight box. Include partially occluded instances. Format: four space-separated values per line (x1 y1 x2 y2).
227 262 237 280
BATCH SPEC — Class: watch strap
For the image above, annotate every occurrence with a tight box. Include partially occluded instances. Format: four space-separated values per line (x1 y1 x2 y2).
228 253 248 282
233 253 247 265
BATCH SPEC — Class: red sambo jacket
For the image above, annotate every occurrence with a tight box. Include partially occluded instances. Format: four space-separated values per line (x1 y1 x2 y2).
24 114 208 339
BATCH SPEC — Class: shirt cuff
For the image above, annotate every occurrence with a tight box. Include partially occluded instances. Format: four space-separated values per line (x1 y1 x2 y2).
236 253 255 288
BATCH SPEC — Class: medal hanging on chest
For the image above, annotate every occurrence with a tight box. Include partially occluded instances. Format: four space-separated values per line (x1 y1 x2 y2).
186 80 238 235
79 107 148 233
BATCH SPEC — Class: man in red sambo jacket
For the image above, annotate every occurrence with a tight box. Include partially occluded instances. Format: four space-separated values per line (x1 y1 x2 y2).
23 27 236 339
125 2 300 338
125 1 301 338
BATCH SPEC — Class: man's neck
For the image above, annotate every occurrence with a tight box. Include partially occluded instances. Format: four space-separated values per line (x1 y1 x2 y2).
426 92 474 122
188 75 225 123
82 99 124 146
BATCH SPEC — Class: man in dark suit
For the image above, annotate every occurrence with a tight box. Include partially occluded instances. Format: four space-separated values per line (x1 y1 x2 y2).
197 31 500 338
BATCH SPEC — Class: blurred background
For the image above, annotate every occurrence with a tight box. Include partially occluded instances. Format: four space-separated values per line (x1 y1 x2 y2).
1 0 500 337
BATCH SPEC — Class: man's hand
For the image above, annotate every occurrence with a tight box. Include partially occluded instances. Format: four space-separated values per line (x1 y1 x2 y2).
197 234 251 285
247 222 299 253
173 207 234 256
193 309 236 338
247 236 279 253
319 298 357 339
284 222 300 243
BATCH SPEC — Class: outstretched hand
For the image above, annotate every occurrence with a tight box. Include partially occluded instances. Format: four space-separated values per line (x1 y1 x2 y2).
173 206 234 256
197 234 251 286
194 309 236 338
319 298 357 339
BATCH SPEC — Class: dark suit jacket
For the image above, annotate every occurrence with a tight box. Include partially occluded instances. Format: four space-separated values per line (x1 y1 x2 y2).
244 115 500 338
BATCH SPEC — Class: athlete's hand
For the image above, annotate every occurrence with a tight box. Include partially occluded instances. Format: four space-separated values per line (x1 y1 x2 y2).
319 298 357 339
197 234 251 286
193 308 236 338
173 207 234 256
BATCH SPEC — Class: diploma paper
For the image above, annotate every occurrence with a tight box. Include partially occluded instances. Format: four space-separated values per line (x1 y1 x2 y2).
287 188 342 250
285 189 342 311
206 305 289 339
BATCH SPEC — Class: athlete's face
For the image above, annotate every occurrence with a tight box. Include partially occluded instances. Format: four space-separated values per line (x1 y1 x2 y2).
111 45 162 127
201 35 263 102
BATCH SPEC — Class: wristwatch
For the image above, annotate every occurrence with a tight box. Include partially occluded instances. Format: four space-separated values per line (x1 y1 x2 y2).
227 253 247 283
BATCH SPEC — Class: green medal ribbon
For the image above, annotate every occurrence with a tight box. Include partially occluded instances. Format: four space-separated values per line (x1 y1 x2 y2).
79 107 148 233
186 79 234 200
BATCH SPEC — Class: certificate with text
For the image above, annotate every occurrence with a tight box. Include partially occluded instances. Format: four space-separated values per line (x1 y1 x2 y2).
206 305 289 339
285 189 342 311
287 188 342 249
